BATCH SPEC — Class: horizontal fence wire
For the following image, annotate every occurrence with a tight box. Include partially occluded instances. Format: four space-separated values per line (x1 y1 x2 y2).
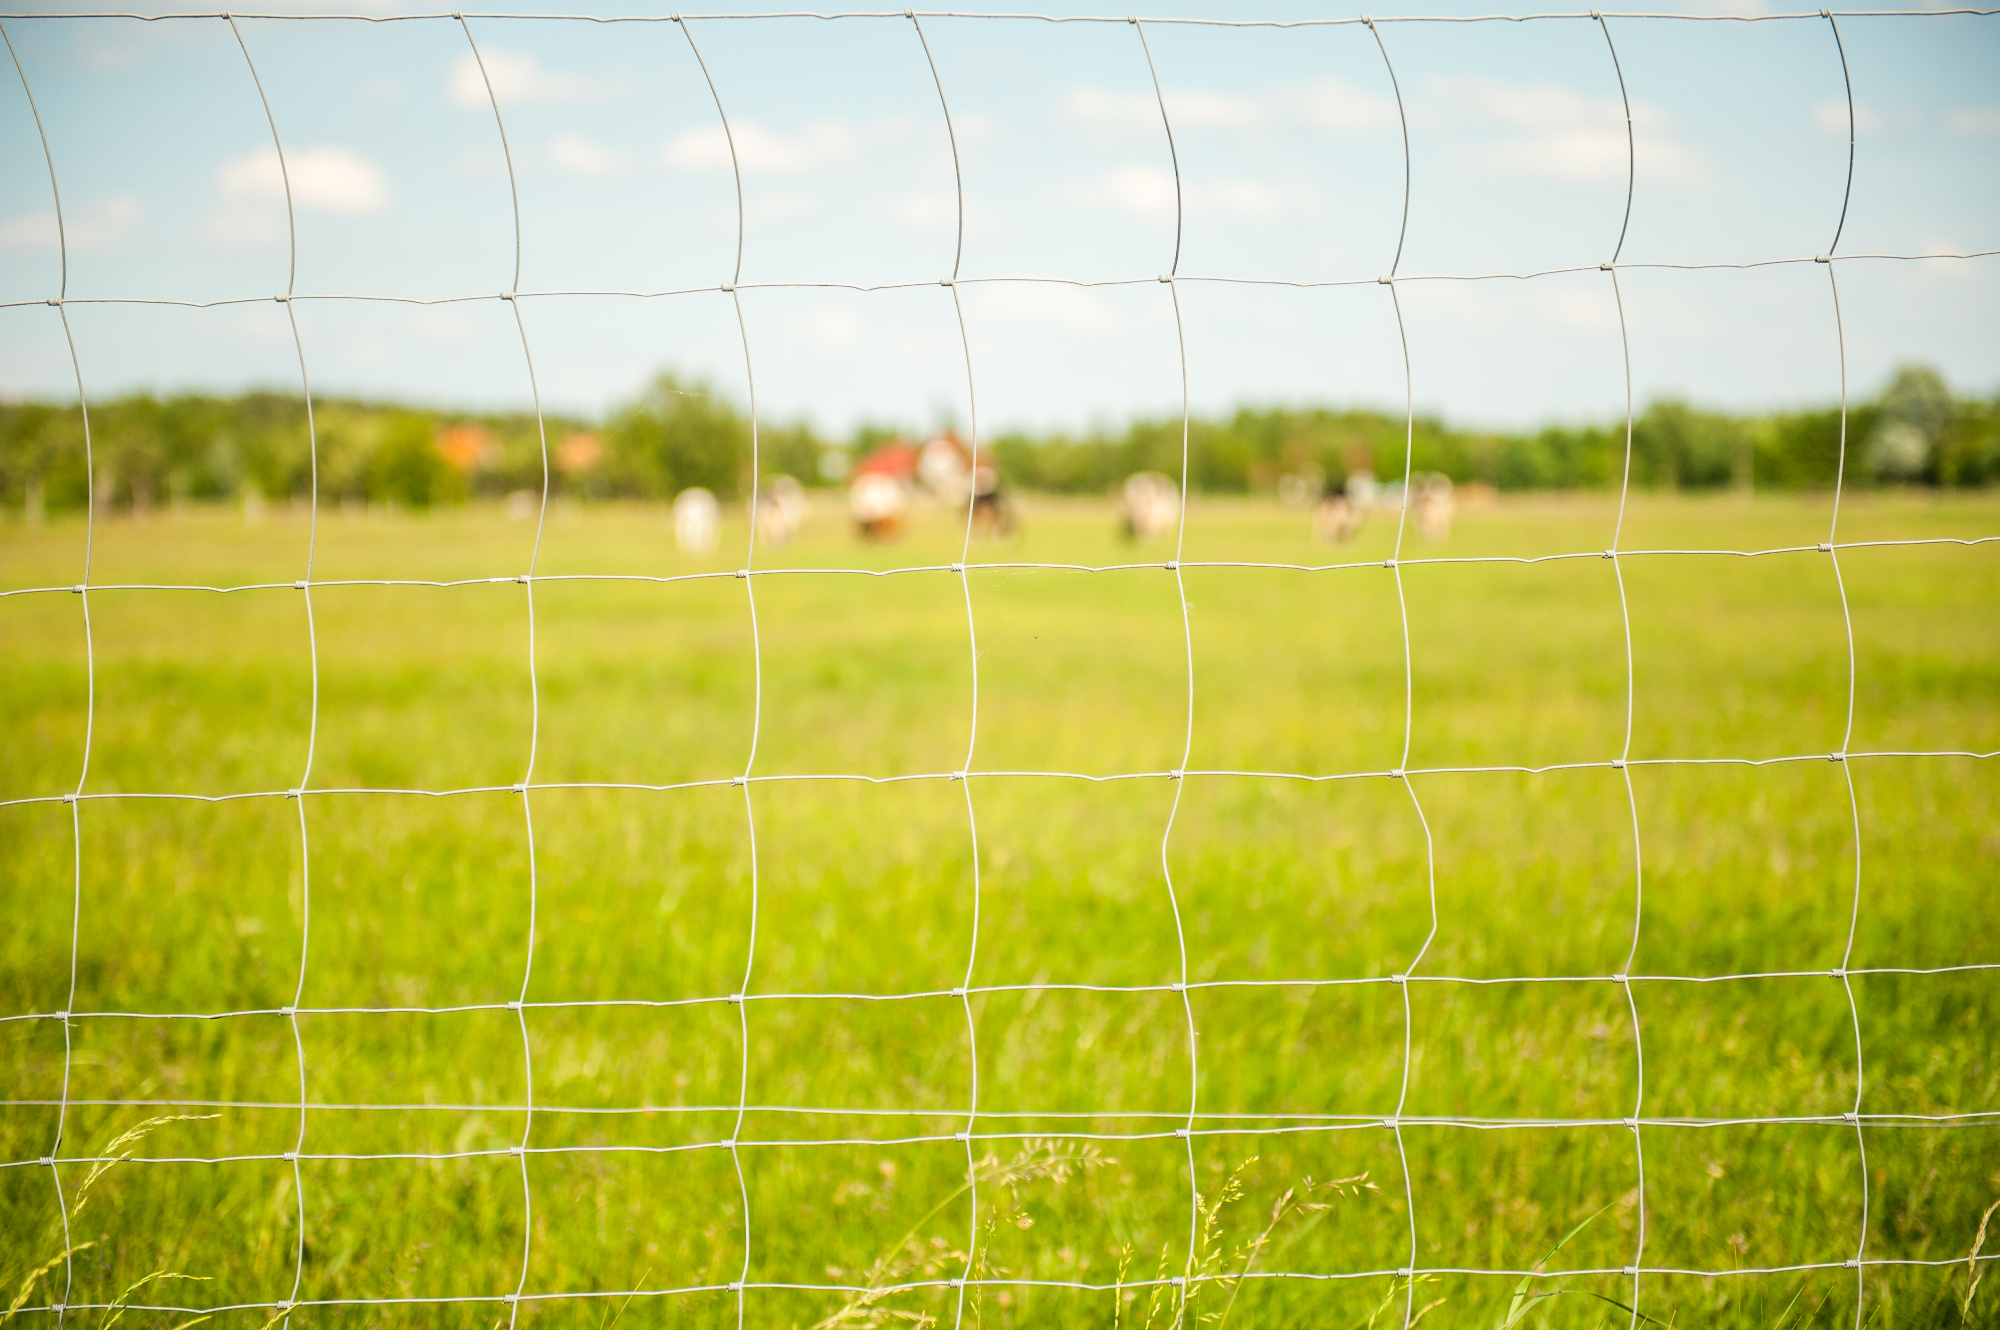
2 252 1997 314
1 7 1994 1328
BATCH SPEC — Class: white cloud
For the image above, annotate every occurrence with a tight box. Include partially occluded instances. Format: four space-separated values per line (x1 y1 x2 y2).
219 145 390 214
967 283 1121 333
548 132 629 178
1815 98 1909 137
1059 162 1178 218
1058 163 1318 222
796 306 864 347
1945 107 2000 139
1290 80 1403 133
661 121 860 176
744 190 819 225
876 191 960 228
1065 78 1397 136
0 193 141 252
448 49 610 109
1430 78 1712 193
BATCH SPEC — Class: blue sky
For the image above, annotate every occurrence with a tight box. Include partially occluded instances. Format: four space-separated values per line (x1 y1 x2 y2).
1 0 1995 435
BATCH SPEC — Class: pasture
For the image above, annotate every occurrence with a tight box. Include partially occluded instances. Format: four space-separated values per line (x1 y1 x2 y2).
2 491 1996 1329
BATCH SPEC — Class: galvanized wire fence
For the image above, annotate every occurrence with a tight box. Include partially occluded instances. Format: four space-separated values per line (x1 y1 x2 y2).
1 8 1996 1329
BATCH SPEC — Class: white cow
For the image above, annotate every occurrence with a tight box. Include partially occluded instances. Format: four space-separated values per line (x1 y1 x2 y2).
1411 473 1455 542
673 487 721 555
756 475 809 547
1119 472 1181 542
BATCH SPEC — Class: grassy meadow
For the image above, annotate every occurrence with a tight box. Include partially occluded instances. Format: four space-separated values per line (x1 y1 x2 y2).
1 490 1996 1329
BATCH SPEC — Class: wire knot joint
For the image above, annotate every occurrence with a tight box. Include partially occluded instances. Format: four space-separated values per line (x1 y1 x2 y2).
46 298 61 307
1830 967 1847 978
1388 768 1404 780
1173 1127 1189 1138
1169 1276 1185 1286
950 563 963 573
1815 255 1831 265
1829 751 1846 763
1610 759 1625 770
727 992 744 1003
62 792 78 804
1599 262 1614 272
499 291 516 302
274 293 290 303
1817 541 1833 552
1622 1265 1637 1276
72 583 85 594
939 277 954 288
720 283 735 293
283 1149 298 1162
955 1130 970 1142
1376 275 1392 286
1392 972 1407 984
38 1156 52 1167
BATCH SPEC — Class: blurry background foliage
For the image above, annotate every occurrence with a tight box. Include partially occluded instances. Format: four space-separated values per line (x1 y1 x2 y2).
1 364 1994 517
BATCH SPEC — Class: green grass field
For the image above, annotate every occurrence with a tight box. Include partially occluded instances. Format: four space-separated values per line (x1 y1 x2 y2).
2 492 1996 1329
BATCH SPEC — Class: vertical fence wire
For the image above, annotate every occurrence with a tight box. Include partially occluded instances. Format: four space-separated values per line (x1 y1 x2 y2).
219 15 320 1319
908 13 988 1325
1363 18 1442 1325
1594 13 1650 1326
458 14 549 1318
6 20 89 1315
1819 15 1870 1329
1129 18 1204 1316
674 17 764 1323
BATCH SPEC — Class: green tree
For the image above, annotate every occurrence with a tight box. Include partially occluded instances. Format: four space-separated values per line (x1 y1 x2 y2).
603 372 750 498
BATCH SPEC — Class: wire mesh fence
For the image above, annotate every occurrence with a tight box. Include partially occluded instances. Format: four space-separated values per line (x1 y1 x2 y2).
1 7 1995 1329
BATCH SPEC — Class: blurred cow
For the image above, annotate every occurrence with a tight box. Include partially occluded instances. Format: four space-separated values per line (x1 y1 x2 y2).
673 486 720 555
918 432 1014 539
1119 471 1181 541
848 441 918 540
1410 473 1455 542
1312 479 1364 544
756 474 808 547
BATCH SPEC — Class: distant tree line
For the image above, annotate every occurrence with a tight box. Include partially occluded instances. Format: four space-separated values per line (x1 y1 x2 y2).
1 366 1993 518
